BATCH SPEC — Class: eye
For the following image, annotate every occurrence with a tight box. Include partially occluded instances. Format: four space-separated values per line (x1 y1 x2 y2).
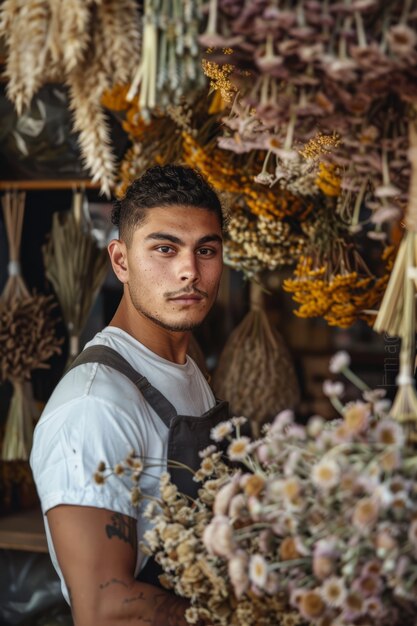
197 247 216 256
156 245 175 254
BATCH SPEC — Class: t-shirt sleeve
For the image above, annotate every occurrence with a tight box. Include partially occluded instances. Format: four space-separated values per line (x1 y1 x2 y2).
31 395 149 519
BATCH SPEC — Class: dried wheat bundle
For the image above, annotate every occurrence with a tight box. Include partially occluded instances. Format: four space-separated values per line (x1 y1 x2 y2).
0 0 141 194
42 193 109 364
212 281 300 437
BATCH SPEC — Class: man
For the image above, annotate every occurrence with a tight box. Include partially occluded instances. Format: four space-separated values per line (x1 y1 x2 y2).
30 165 227 626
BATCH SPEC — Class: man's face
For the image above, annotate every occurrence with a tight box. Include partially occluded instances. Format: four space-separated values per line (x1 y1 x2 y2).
122 205 223 331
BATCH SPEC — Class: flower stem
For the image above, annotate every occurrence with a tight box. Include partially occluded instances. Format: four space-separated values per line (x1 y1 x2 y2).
342 366 370 391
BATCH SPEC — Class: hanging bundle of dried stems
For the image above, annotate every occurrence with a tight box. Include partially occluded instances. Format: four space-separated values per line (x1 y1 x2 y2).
0 191 61 460
126 0 206 120
0 0 141 195
42 191 109 367
213 281 300 437
374 108 417 437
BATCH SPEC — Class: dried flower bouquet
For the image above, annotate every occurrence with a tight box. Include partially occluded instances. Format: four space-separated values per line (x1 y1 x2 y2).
97 351 417 626
1 192 61 460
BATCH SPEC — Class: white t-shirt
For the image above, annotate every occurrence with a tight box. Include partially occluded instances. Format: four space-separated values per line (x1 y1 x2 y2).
30 327 215 604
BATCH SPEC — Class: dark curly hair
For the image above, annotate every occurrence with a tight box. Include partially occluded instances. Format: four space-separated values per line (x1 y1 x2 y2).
112 165 224 244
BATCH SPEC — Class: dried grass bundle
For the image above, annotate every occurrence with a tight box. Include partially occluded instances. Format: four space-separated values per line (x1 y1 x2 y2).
0 192 62 460
0 296 61 460
375 109 417 437
1 191 28 302
0 0 141 194
42 192 109 365
212 281 300 437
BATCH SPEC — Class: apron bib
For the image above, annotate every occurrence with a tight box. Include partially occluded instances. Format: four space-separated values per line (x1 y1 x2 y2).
68 344 229 587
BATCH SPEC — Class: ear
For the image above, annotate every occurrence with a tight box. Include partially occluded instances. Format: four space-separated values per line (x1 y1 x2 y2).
108 239 129 284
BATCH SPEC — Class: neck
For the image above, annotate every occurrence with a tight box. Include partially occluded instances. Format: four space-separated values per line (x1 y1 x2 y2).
108 295 190 364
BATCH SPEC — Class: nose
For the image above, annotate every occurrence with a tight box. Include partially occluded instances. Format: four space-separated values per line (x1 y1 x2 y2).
179 252 200 283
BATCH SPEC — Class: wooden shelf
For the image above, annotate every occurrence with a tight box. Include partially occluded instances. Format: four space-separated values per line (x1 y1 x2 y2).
0 507 48 553
0 180 101 191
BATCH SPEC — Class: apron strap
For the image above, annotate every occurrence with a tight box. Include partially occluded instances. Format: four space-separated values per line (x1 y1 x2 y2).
67 345 177 426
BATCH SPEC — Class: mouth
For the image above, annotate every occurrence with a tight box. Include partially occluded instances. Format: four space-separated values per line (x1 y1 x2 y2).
169 295 203 303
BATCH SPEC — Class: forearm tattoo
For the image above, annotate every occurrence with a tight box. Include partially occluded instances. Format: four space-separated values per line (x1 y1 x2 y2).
105 513 136 550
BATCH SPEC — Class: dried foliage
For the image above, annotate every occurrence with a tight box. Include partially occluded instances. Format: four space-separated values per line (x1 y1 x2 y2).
0 191 61 460
127 0 206 120
201 1 417 230
42 195 109 364
213 283 300 436
0 0 141 194
0 294 61 383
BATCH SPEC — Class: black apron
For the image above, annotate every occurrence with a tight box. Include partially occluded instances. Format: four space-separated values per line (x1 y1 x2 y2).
68 344 229 587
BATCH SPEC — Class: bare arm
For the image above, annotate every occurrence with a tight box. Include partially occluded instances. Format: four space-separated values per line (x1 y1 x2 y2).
47 505 189 626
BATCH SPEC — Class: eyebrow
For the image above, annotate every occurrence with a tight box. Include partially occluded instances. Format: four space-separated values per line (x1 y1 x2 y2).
145 232 223 245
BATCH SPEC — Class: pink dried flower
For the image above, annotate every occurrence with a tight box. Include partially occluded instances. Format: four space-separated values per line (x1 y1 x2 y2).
352 497 379 532
387 24 417 58
343 401 370 435
228 550 249 599
214 474 241 516
270 409 294 434
203 516 236 557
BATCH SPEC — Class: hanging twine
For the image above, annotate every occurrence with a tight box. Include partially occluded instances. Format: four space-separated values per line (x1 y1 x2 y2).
1 191 29 304
213 280 300 437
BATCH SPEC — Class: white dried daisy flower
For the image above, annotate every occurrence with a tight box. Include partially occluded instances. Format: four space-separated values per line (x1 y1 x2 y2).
374 419 405 447
320 576 347 608
307 415 325 438
227 436 251 461
211 420 234 442
312 458 341 490
199 444 217 458
329 351 350 374
231 416 248 427
249 553 268 588
322 380 345 398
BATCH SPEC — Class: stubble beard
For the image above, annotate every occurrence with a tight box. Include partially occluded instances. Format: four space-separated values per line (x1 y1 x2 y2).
128 285 203 332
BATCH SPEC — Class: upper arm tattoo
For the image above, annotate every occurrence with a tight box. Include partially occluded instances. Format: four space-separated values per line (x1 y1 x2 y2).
105 513 136 550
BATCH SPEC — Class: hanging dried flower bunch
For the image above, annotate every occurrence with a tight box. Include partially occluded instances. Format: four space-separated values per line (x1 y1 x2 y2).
283 245 396 328
201 1 417 233
0 0 141 195
126 0 206 121
0 191 61 460
213 282 300 436
224 206 305 278
102 84 201 197
182 130 312 277
42 191 109 366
